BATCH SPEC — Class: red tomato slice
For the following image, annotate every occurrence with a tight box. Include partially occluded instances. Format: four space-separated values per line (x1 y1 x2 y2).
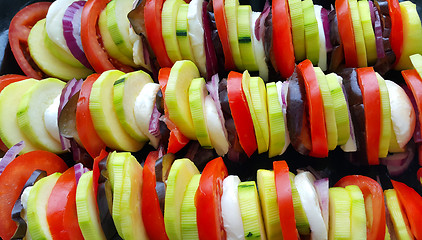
297 59 328 158
0 74 28 152
92 149 109 201
387 0 403 66
335 175 386 240
8 2 51 79
76 74 107 159
272 0 295 79
158 68 171 97
144 0 173 68
196 157 228 240
81 0 134 73
142 150 169 240
0 151 68 240
47 167 84 240
335 0 359 67
402 69 422 165
273 161 298 239
357 67 381 165
227 71 257 157
213 0 235 70
391 180 422 239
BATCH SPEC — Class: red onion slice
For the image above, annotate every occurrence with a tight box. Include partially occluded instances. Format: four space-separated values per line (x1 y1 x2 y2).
58 78 83 150
369 0 376 28
63 1 92 69
74 162 89 185
149 104 162 137
254 0 270 41
206 74 228 140
380 142 415 176
0 141 25 175
321 7 332 52
371 3 386 59
314 178 329 231
202 1 218 79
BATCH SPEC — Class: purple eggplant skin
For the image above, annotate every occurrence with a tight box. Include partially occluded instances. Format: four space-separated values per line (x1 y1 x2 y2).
286 69 312 156
97 156 123 240
11 170 47 240
338 68 368 165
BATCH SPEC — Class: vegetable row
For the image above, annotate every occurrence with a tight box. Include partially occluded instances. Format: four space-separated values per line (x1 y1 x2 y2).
7 0 422 82
1 150 422 240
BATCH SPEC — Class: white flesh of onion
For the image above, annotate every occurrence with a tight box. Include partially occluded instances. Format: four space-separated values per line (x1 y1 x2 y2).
295 171 328 240
385 79 416 148
46 0 84 54
275 81 290 154
221 175 245 240
251 12 269 82
314 5 328 71
187 0 207 76
338 74 358 152
44 94 61 143
204 95 229 156
134 83 161 149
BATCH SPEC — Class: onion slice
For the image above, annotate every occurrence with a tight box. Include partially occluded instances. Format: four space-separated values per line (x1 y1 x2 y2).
202 1 218 79
321 7 332 52
63 1 92 69
254 0 270 41
314 178 329 231
58 78 83 150
74 162 89 185
221 175 244 240
0 141 25 175
149 104 162 137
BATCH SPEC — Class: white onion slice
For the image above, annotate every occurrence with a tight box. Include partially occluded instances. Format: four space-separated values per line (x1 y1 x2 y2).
221 175 245 240
188 0 207 75
295 172 327 240
251 11 268 82
44 94 62 143
275 81 290 154
204 95 229 156
314 5 328 71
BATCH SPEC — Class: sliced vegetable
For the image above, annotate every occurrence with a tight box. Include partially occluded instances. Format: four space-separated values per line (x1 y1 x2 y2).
328 187 351 239
196 157 228 240
335 0 358 67
272 0 295 78
384 189 413 239
348 0 367 67
221 175 244 240
345 185 366 240
225 0 243 70
181 174 201 239
302 0 319 65
287 0 306 61
213 0 235 70
266 82 285 158
162 0 185 62
356 67 381 165
388 0 403 67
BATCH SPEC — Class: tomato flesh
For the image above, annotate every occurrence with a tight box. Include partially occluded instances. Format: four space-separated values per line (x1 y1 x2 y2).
47 167 84 240
336 0 358 67
387 0 403 66
0 151 68 240
196 157 228 240
213 0 235 70
227 71 257 157
273 161 298 239
8 2 51 79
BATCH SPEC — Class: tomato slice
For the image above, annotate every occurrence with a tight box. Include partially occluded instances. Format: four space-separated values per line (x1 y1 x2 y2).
144 0 173 68
47 167 84 240
76 74 107 159
142 150 169 240
8 2 51 79
273 161 298 239
402 69 422 165
227 71 257 157
335 0 358 67
272 0 295 79
387 0 403 66
213 0 235 70
335 175 385 240
391 180 422 239
0 151 68 240
157 68 190 153
81 0 134 73
297 59 328 158
92 149 109 201
356 67 381 165
196 157 228 240
0 74 28 152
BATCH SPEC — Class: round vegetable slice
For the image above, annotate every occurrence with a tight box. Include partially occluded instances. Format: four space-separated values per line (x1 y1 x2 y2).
388 0 403 67
356 67 381 165
196 157 228 240
213 0 235 70
0 151 67 240
8 2 51 79
335 0 358 67
272 0 295 78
